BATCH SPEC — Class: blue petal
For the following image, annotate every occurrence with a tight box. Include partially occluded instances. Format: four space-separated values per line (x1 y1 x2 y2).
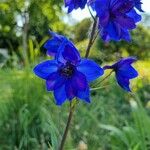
77 86 91 103
116 73 131 92
44 39 59 56
112 0 134 13
65 80 77 100
77 59 104 82
134 0 144 12
117 65 138 79
116 57 137 66
104 21 121 41
65 71 87 100
44 31 67 57
72 71 87 90
56 41 81 65
33 60 58 79
46 72 66 91
65 0 87 13
121 29 131 41
127 9 141 23
114 15 136 30
54 84 67 105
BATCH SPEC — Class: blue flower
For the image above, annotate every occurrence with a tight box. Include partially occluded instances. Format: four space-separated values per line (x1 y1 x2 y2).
44 30 68 57
103 57 138 91
90 0 141 41
34 40 104 105
64 0 87 13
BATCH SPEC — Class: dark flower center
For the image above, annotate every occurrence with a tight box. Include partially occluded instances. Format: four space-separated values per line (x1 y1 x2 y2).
59 62 75 77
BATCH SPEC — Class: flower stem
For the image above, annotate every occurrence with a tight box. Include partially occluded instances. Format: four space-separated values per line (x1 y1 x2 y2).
58 102 75 150
85 16 98 58
91 70 114 91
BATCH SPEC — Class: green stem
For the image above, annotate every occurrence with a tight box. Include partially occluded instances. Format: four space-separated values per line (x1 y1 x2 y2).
85 16 98 58
58 102 75 150
91 70 114 91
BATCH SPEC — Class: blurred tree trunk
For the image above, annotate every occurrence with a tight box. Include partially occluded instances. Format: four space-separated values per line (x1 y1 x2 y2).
22 10 29 66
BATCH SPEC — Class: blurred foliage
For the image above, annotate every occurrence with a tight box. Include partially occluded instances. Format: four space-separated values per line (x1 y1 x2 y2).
73 18 92 42
0 0 69 65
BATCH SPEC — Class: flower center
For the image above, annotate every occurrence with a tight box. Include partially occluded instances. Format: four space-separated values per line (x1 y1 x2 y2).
59 63 75 77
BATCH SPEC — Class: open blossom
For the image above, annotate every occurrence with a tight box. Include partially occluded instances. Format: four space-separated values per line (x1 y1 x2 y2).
90 0 142 41
34 38 104 105
103 57 138 91
64 0 87 13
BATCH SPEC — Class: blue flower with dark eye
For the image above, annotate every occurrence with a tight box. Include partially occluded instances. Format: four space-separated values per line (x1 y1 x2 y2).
34 40 104 105
90 0 141 41
44 30 68 57
64 0 87 13
103 57 138 92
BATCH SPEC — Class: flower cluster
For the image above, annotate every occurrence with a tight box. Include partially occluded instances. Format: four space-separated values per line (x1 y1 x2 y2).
34 31 138 105
34 31 104 105
33 0 141 105
65 0 143 41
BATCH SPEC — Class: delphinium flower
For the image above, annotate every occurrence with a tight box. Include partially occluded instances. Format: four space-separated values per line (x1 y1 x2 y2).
34 38 104 105
90 0 142 41
103 57 138 91
64 0 87 13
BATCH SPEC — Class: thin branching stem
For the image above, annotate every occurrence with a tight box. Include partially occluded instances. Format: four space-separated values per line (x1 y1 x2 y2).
58 102 75 150
85 16 98 58
91 70 114 91
87 6 95 21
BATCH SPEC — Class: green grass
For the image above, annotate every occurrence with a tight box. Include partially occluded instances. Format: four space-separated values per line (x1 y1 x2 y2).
0 62 150 149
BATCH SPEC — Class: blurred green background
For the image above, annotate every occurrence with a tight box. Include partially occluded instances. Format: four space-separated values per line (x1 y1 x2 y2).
0 0 150 150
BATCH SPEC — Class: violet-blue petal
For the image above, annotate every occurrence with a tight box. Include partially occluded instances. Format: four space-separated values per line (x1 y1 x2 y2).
54 84 67 105
33 60 58 80
46 72 66 91
103 21 120 41
117 65 138 79
65 80 76 100
57 41 80 65
114 15 136 30
116 57 137 67
120 29 131 41
116 73 131 92
77 86 91 103
65 71 87 100
44 39 60 56
127 9 141 23
134 0 144 12
72 71 87 91
77 59 104 82
112 0 134 13
44 31 67 57
65 0 87 13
